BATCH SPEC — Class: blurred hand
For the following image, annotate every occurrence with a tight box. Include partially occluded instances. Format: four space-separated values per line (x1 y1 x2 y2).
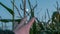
13 17 35 34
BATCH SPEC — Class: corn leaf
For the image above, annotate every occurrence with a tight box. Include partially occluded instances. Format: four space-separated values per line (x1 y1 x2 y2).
0 19 21 22
0 2 14 16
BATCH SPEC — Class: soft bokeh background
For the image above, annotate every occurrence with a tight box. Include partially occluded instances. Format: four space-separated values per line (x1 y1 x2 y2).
0 0 60 30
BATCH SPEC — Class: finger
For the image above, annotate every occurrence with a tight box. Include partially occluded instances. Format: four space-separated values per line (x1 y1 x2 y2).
14 17 27 31
25 17 35 30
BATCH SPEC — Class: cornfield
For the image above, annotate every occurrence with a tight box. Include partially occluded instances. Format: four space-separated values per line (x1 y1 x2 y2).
0 0 60 34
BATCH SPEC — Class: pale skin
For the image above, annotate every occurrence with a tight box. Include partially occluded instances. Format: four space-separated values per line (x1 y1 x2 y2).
13 17 35 34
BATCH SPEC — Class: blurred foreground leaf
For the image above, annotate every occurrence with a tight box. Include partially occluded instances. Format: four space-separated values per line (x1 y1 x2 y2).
0 2 14 16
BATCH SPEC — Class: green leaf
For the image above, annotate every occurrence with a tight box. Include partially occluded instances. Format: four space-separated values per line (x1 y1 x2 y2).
0 19 21 22
0 2 14 16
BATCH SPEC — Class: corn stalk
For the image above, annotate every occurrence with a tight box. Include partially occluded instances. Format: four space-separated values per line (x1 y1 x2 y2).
11 1 22 18
28 0 37 34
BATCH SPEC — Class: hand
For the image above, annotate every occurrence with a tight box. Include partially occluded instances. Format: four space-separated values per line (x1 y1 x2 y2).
13 17 35 34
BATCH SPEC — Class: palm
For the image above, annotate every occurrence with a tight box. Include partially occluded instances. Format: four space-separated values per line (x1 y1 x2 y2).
13 17 35 34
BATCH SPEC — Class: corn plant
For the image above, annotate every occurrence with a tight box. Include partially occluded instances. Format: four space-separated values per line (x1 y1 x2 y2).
0 0 60 34
0 2 14 16
28 0 38 34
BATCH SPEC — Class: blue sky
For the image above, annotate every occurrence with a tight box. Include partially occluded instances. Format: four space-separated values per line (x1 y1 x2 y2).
0 0 60 30
0 0 60 19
